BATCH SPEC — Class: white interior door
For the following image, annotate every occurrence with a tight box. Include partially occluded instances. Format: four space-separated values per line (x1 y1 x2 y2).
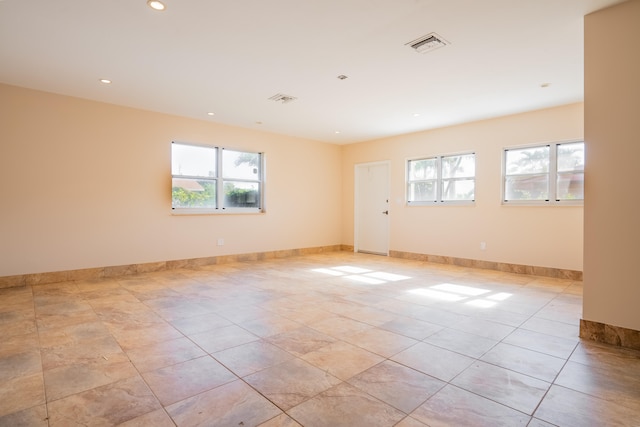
355 162 389 255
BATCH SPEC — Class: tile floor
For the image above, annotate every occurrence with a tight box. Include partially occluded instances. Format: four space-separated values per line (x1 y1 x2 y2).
1 251 640 426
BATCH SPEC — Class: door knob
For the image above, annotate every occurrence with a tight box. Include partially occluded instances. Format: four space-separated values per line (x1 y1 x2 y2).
382 210 389 215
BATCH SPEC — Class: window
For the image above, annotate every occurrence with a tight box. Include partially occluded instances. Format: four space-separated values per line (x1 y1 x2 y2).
503 141 584 204
171 142 263 213
407 153 475 204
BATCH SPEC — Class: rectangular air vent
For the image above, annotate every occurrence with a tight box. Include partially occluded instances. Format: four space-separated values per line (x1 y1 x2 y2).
268 93 297 104
406 32 448 54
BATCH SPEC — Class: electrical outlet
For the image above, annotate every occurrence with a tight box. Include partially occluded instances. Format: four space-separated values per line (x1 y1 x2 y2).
217 238 224 246
480 241 486 250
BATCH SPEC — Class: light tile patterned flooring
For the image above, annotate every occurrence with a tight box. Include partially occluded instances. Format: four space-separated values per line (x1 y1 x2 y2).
1 251 640 426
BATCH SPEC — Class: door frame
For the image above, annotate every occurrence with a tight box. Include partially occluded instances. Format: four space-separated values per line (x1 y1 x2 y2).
354 160 390 255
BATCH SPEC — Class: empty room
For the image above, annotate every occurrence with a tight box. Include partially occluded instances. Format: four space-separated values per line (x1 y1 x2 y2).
1 0 639 426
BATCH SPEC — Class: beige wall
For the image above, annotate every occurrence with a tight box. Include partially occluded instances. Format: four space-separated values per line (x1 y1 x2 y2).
342 103 584 271
0 83 587 278
584 0 640 331
0 84 342 276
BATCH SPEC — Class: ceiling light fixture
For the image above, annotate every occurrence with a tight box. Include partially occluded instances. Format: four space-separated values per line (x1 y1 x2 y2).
99 79 111 84
207 112 215 116
147 0 166 11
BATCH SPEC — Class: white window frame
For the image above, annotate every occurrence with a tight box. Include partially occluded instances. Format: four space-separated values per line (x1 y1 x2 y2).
502 140 584 206
171 141 264 214
406 152 476 206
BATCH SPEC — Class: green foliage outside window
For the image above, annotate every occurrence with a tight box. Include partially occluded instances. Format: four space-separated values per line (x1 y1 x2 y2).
171 181 216 208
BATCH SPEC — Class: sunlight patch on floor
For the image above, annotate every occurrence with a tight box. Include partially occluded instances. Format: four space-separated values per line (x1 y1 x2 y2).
311 265 411 286
407 283 513 308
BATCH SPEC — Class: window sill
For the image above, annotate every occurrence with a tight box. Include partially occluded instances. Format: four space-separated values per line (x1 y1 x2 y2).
501 200 583 207
171 208 264 215
407 201 475 207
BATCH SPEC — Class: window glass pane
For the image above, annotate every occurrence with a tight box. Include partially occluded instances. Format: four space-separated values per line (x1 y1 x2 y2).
223 149 261 180
557 142 585 172
505 174 548 200
442 154 475 179
408 159 437 180
172 178 216 208
408 181 436 202
442 179 475 201
557 172 584 200
505 146 549 175
171 144 216 177
223 181 260 207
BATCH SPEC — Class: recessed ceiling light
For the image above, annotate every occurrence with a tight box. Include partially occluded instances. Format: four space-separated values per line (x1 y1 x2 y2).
413 113 421 117
147 0 166 11
206 112 215 116
335 131 341 134
99 79 111 84
337 75 348 80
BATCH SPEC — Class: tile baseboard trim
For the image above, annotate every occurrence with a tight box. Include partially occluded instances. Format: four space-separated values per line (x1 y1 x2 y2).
0 245 581 289
388 250 582 280
0 244 343 289
580 319 640 351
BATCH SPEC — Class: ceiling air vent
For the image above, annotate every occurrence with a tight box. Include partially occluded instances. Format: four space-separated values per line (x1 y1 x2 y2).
406 32 448 54
268 93 297 104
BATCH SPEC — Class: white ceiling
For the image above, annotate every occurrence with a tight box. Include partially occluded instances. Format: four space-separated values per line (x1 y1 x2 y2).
0 0 624 144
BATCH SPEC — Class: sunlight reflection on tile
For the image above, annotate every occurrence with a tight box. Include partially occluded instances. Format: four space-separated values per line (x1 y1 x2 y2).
333 266 372 274
344 275 385 285
364 272 411 282
466 299 497 308
407 288 467 302
431 283 490 296
311 268 345 276
487 292 513 301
